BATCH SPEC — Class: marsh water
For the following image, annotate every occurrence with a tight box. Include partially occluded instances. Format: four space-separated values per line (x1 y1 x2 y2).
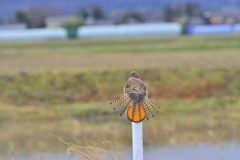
4 142 240 160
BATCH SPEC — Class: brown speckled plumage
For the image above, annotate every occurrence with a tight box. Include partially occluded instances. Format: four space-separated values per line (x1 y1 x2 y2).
109 71 160 120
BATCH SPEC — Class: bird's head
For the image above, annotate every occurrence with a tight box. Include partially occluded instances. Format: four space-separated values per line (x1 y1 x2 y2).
128 71 140 80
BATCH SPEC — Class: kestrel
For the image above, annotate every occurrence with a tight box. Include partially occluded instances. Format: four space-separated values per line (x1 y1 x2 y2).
109 71 160 120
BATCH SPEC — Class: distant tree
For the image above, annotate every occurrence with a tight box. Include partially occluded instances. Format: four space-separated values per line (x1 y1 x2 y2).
185 2 200 17
60 16 84 28
163 5 174 22
174 3 184 17
78 6 105 20
92 6 104 20
78 8 88 19
122 10 145 23
15 10 30 27
193 3 201 16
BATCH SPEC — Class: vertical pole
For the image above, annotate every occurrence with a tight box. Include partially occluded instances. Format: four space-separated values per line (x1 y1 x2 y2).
132 122 143 160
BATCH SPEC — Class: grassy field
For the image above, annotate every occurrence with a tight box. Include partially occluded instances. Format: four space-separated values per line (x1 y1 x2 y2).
1 98 240 153
1 35 240 55
1 52 240 74
1 35 240 74
1 69 240 106
1 35 240 155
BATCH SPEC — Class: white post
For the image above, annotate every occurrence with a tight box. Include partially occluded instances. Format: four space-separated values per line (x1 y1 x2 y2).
132 122 143 160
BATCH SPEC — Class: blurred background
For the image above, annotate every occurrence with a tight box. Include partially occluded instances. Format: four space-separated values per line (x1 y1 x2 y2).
1 0 240 160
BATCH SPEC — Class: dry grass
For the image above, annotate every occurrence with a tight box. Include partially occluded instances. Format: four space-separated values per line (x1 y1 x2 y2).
1 98 240 153
1 35 240 74
58 137 124 160
1 51 240 74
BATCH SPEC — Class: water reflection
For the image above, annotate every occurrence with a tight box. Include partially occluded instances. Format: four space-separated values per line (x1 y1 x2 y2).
141 143 240 160
4 143 240 160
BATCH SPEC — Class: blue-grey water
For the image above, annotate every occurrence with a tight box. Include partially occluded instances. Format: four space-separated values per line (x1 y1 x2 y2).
4 143 240 160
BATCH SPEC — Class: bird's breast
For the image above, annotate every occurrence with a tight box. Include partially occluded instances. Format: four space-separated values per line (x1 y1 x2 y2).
128 92 146 104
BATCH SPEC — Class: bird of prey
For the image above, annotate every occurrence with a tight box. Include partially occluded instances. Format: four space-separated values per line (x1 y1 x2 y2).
109 71 160 120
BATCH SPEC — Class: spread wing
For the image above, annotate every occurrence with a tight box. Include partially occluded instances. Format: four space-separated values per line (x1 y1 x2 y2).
109 76 160 120
124 78 147 104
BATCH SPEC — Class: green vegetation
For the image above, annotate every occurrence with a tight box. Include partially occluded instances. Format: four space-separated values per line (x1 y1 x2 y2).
1 69 240 106
0 98 239 122
1 98 240 153
0 35 240 55
0 35 240 155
